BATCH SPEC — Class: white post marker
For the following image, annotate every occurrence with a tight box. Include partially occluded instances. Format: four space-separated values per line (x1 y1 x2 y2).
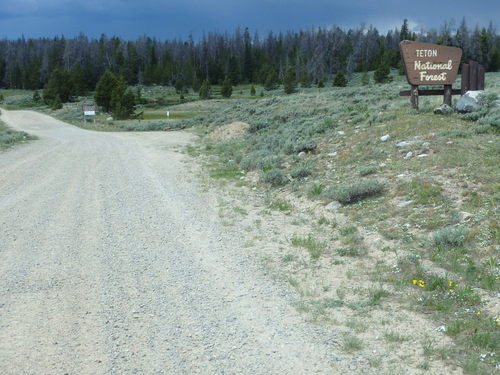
167 111 170 117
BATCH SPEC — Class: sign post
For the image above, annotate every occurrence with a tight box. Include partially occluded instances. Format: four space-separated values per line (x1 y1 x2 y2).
82 105 97 123
399 41 462 109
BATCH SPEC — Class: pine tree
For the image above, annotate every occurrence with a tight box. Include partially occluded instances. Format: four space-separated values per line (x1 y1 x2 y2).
317 79 325 88
110 76 128 118
192 77 202 92
490 48 500 72
264 71 277 91
175 78 185 94
199 80 211 99
95 70 119 112
221 76 233 98
250 85 256 96
71 66 89 96
283 67 297 94
51 95 63 110
300 71 312 88
374 59 392 83
135 87 146 105
228 56 241 85
333 71 348 87
43 68 74 104
397 60 405 76
400 19 410 41
113 89 135 120
32 90 41 102
243 28 253 82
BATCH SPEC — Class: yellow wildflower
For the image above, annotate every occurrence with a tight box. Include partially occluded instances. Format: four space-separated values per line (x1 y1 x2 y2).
412 279 425 288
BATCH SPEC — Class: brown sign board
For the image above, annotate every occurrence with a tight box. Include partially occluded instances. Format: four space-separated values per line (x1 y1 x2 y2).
400 41 462 86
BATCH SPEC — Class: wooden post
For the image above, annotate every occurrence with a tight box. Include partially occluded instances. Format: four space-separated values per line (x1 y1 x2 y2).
470 60 478 90
411 85 419 109
444 85 452 106
461 63 470 94
478 65 485 90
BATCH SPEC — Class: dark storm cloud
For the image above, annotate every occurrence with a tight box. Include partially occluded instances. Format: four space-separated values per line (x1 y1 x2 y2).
0 0 498 39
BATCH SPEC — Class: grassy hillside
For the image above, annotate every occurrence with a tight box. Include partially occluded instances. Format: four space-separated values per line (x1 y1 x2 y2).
189 73 499 374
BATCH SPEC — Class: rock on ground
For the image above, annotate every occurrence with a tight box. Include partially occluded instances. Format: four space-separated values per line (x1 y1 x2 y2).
455 90 484 113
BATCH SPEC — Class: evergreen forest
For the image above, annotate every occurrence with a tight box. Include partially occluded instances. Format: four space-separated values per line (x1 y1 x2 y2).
0 19 499 94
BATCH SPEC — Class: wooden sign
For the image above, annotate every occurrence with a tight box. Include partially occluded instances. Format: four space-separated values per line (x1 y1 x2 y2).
400 41 462 86
82 105 97 123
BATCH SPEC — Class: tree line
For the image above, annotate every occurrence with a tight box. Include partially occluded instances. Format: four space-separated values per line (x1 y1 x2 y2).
0 18 499 94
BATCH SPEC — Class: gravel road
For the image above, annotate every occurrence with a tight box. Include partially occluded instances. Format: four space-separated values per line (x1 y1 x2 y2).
0 110 336 374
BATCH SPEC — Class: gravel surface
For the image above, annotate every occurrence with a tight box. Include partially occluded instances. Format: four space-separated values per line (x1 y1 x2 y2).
0 110 336 374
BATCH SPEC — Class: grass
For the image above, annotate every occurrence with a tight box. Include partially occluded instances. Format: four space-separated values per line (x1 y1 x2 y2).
142 111 203 120
345 319 368 333
308 182 324 197
209 165 243 179
407 178 445 205
384 330 409 343
0 119 36 150
317 216 330 225
268 198 293 212
342 334 363 353
368 286 390 306
336 246 367 257
289 234 326 260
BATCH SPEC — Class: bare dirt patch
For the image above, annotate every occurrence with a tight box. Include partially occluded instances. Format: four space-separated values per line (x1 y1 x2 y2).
200 166 467 375
208 121 249 141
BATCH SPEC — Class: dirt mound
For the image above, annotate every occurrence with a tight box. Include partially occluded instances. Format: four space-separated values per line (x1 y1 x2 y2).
208 121 249 141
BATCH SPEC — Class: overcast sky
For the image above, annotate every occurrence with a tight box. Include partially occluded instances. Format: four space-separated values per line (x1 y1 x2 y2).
0 0 498 40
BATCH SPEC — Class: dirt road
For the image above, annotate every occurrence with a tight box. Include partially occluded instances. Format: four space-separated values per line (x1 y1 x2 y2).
0 110 335 374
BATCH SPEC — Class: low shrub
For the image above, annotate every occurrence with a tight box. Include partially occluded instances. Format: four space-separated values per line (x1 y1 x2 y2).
123 122 167 131
440 129 473 138
290 162 314 179
0 128 35 148
282 138 317 154
369 112 397 124
325 179 384 205
122 121 186 131
358 165 377 176
261 168 288 186
248 120 272 133
239 150 283 171
431 226 469 248
478 107 500 128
